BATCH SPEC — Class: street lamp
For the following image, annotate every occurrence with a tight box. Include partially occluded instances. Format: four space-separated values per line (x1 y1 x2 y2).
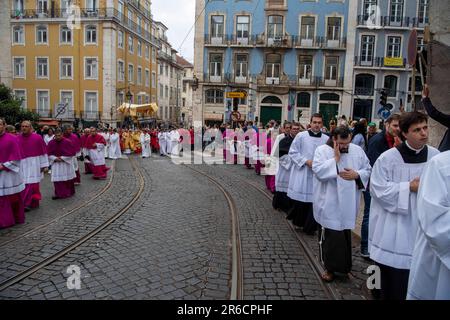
125 89 132 128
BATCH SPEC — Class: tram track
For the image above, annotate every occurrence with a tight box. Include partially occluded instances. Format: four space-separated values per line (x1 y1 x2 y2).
0 156 145 293
0 161 116 249
186 163 339 300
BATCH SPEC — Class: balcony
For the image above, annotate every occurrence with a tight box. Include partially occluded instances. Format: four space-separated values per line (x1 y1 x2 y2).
317 77 344 88
293 36 321 48
354 87 374 96
82 111 101 120
36 109 52 118
204 34 229 46
323 37 347 49
255 34 293 48
357 15 426 28
354 56 407 69
292 36 346 49
229 35 255 46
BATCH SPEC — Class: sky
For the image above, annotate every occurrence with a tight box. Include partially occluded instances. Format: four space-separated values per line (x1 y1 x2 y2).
152 0 196 63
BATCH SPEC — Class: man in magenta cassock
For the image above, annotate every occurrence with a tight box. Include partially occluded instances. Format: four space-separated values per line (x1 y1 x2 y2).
85 128 110 180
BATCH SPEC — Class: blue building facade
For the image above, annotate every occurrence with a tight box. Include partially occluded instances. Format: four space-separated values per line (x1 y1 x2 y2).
194 0 352 127
348 0 429 122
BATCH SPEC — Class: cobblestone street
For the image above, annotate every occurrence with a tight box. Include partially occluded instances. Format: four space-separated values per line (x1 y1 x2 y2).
0 155 373 300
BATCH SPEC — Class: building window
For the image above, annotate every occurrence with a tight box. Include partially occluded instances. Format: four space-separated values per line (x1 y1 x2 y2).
327 17 341 41
300 16 315 40
152 72 156 88
145 70 150 87
14 90 26 109
159 64 163 75
137 40 142 57
165 85 169 98
85 92 98 114
137 16 142 34
418 0 429 24
387 36 401 57
298 55 312 80
265 53 281 79
152 48 156 63
37 57 48 78
384 75 398 97
128 36 134 53
128 64 134 83
165 65 169 76
12 26 24 44
267 15 283 39
60 57 72 79
118 30 124 48
85 25 97 44
118 1 124 20
118 61 124 81
37 90 49 113
127 10 133 28
85 58 98 79
235 54 248 79
297 92 311 108
417 37 424 52
211 15 224 39
60 26 72 44
145 45 150 59
390 0 404 24
205 89 224 104
86 0 97 11
354 74 375 96
60 91 73 112
37 0 48 13
137 95 142 104
13 57 25 78
360 35 375 64
209 53 222 78
36 25 48 44
236 15 249 40
160 84 164 97
325 56 339 80
137 67 142 85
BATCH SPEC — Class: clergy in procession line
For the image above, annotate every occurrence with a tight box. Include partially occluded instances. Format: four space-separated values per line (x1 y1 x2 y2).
108 128 122 160
17 121 49 211
170 127 181 157
150 129 160 154
158 129 167 156
369 112 439 300
122 129 134 155
47 128 76 199
81 128 93 174
312 126 371 282
0 118 25 228
287 114 329 233
85 127 110 180
63 125 82 185
100 129 111 159
140 128 151 158
407 151 450 300
272 123 300 213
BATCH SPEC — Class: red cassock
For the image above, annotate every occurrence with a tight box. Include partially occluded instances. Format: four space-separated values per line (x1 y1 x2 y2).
150 131 160 151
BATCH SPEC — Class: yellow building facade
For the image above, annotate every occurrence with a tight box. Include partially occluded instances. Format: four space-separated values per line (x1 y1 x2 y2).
9 0 159 127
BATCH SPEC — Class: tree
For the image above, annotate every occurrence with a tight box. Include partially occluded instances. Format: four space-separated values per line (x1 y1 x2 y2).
0 83 39 127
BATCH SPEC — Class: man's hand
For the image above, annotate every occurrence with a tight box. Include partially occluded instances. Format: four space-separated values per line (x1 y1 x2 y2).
410 177 420 193
422 84 430 99
305 160 313 168
339 168 359 181
334 140 340 163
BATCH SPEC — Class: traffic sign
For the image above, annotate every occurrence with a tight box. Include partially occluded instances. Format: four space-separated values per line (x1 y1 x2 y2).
377 106 391 120
408 29 418 66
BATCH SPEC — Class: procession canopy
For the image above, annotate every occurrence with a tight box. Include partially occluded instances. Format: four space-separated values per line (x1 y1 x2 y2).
117 103 158 117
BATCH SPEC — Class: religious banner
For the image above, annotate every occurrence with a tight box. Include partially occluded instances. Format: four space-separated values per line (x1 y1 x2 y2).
384 57 404 67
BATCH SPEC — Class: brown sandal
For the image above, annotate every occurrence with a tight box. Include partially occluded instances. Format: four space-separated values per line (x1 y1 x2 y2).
321 271 334 282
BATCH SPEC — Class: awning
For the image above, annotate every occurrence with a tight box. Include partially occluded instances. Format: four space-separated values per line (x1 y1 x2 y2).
117 103 158 117
204 113 223 121
38 119 59 126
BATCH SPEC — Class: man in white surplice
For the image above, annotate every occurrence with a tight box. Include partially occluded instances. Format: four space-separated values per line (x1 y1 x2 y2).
108 128 122 160
369 112 439 300
287 114 329 234
170 128 181 157
312 126 371 282
140 128 151 158
100 130 110 159
407 151 450 300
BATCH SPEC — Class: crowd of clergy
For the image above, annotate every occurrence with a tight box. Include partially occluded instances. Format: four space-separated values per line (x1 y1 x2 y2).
0 85 449 300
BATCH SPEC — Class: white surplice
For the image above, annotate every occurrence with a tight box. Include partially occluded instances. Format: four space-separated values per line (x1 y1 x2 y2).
287 131 328 202
88 144 106 166
369 145 440 270
108 133 122 159
312 143 371 231
49 156 76 182
140 133 151 158
20 154 49 184
100 133 110 158
158 132 167 155
0 160 25 196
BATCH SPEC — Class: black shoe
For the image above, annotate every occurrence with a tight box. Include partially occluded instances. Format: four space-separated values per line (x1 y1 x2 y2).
52 196 59 200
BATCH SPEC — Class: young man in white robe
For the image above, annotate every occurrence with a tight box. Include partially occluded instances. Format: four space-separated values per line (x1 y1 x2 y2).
140 129 151 158
158 129 167 156
170 128 181 157
407 150 450 300
108 129 122 160
369 112 439 300
287 114 329 234
100 130 111 159
312 126 371 282
17 121 49 211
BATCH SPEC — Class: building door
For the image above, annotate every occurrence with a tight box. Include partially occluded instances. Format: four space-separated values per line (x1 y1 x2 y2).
353 99 373 121
260 106 282 127
319 103 338 128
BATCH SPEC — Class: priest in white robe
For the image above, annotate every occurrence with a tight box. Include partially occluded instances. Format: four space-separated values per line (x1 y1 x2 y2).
108 129 122 159
100 130 111 159
312 126 371 282
158 130 167 156
170 128 181 157
369 112 439 300
140 129 151 158
47 129 76 199
17 121 49 211
287 114 329 234
407 151 450 300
